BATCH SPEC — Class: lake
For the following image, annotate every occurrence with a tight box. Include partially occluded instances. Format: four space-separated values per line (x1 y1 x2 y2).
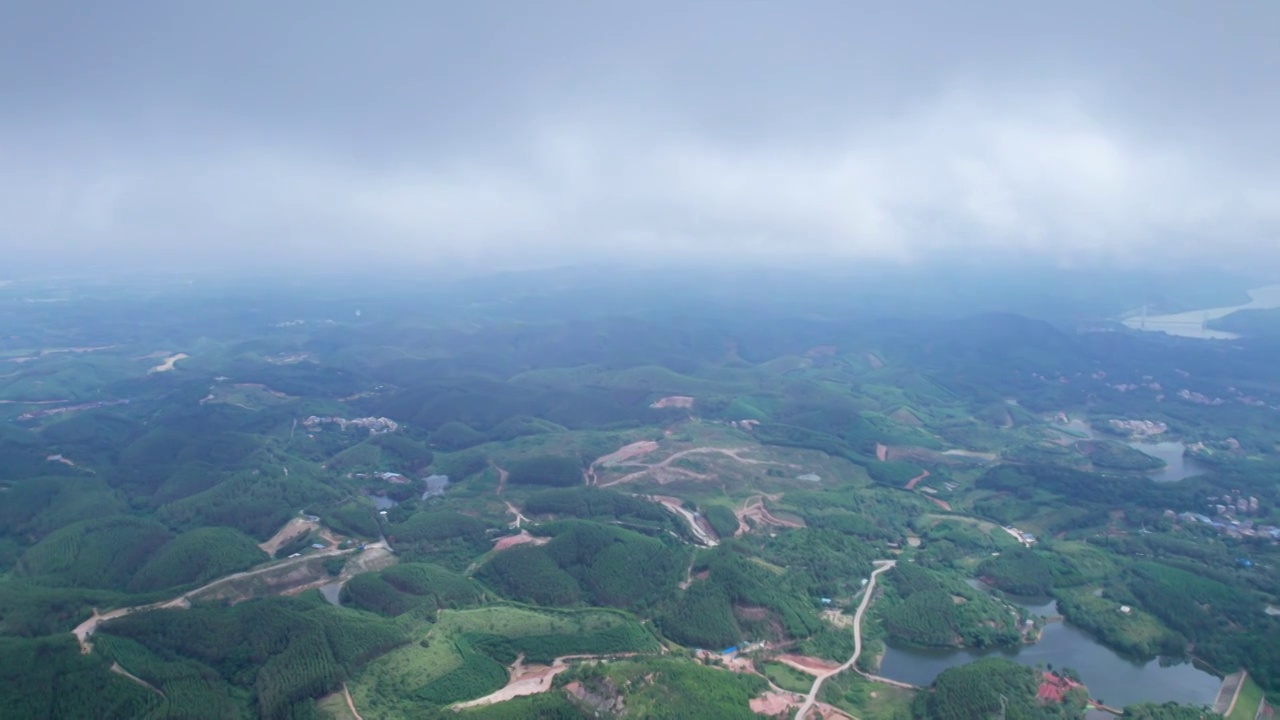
878 590 1222 708
1122 284 1280 339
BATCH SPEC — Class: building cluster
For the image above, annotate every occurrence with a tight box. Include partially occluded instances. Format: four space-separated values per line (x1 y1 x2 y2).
1169 504 1280 541
1177 389 1224 406
1107 418 1168 437
1210 491 1262 517
302 415 399 434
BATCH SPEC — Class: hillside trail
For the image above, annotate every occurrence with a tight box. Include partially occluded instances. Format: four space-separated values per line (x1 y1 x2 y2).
795 560 896 720
504 501 531 528
110 662 165 697
343 683 364 720
73 542 379 653
494 465 509 495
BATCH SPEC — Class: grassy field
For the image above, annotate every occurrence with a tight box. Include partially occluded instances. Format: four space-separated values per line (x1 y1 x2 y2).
1228 674 1265 720
760 661 813 693
349 605 657 718
820 669 916 718
1055 587 1177 651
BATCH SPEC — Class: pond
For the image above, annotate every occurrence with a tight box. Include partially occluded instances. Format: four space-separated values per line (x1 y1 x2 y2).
878 589 1222 708
368 494 398 510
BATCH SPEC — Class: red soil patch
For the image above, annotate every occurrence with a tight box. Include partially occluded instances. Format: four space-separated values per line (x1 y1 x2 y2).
805 345 837 357
904 470 930 490
751 691 799 716
777 654 841 675
735 495 803 536
926 496 952 511
875 443 888 462
493 530 549 552
1036 672 1084 703
650 396 694 409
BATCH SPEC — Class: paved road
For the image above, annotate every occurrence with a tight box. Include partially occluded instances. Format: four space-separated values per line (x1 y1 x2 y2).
795 560 896 720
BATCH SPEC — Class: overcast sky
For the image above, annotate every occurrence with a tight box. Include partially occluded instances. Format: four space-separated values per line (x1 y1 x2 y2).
2 1 1278 274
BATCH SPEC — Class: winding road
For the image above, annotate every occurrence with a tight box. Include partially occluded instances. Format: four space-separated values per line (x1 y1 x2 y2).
795 559 896 720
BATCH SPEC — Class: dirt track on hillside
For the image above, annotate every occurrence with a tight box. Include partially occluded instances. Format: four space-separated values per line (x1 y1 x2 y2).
258 517 319 555
597 446 777 488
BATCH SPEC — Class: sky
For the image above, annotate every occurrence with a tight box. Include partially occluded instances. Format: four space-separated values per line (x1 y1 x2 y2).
2 1 1279 275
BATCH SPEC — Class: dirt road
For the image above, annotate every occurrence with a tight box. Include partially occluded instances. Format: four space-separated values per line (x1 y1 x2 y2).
110 662 165 697
904 470 930 490
343 683 364 720
504 501 531 528
650 495 718 546
735 494 802 535
596 446 777 488
451 652 647 709
74 543 377 653
795 560 896 720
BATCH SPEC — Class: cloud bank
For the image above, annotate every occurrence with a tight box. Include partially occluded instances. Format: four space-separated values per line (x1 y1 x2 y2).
2 1 1278 273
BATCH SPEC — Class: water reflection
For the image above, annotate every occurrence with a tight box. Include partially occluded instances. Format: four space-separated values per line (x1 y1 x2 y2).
879 584 1221 708
1126 441 1209 483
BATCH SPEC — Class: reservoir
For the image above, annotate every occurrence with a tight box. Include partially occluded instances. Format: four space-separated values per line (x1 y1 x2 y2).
1052 418 1207 482
1127 440 1209 483
878 591 1222 708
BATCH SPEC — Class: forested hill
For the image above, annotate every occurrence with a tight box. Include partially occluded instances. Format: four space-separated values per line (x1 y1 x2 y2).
1 275 1279 718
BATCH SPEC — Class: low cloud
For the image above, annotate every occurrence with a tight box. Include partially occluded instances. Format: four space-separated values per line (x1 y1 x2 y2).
6 87 1276 273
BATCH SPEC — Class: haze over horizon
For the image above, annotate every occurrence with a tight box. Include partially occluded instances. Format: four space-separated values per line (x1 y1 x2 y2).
3 1 1279 274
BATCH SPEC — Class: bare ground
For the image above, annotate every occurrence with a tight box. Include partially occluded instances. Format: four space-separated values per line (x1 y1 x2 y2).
148 353 189 373
904 470 930 490
735 494 803 535
595 445 778 488
650 395 694 409
258 517 319 555
453 653 648 709
493 530 549 552
778 654 841 675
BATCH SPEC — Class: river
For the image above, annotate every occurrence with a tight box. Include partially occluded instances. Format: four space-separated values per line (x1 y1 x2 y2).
878 589 1221 708
1121 284 1280 339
